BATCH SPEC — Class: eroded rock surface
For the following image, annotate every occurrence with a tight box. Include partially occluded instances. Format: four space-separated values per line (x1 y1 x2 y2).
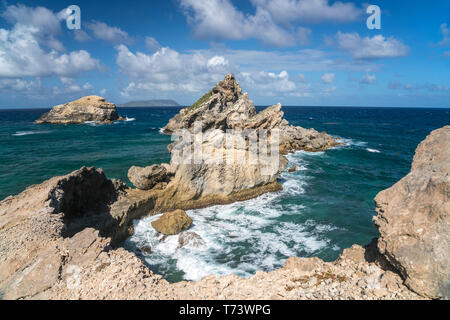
151 209 192 235
36 95 123 124
128 164 171 190
374 125 450 299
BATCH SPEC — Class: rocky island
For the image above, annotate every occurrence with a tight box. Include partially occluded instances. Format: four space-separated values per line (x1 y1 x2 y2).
36 95 124 124
0 74 448 300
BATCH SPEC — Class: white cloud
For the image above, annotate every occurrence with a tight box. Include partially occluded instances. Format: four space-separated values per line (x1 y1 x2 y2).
250 0 361 24
388 81 450 92
332 32 409 60
321 73 335 84
86 21 131 44
180 0 299 47
0 24 100 78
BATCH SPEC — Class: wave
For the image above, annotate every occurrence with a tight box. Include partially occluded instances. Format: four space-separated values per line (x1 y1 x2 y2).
123 117 136 122
125 150 340 281
12 130 51 136
366 148 381 153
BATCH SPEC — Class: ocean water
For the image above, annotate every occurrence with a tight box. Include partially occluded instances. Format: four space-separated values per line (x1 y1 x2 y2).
1 106 448 282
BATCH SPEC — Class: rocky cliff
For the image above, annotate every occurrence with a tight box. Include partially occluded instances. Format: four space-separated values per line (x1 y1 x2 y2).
130 74 336 209
36 95 124 124
374 125 450 299
0 122 448 299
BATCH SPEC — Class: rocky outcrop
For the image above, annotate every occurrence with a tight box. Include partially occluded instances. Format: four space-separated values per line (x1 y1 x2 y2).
153 74 336 208
127 164 171 190
151 209 192 235
374 126 450 299
1 126 448 299
36 96 124 124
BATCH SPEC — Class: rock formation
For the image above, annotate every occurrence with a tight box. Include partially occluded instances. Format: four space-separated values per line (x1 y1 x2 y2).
374 125 450 299
0 126 448 299
127 164 171 190
36 95 124 124
151 209 192 235
127 74 336 209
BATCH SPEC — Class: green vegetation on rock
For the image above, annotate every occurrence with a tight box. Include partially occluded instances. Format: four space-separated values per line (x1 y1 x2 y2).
185 90 212 113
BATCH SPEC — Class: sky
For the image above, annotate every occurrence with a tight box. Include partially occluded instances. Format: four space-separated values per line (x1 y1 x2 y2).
0 0 449 108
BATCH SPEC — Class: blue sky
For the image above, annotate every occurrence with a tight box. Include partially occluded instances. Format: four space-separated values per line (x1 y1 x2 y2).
0 0 449 108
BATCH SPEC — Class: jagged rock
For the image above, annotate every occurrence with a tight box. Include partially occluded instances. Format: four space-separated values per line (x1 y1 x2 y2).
374 126 450 299
288 166 297 173
151 210 192 235
163 74 256 133
156 74 335 206
36 95 123 124
128 164 170 190
178 231 205 248
138 245 152 254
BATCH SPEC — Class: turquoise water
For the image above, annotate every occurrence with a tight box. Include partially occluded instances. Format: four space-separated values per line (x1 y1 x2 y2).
1 106 449 282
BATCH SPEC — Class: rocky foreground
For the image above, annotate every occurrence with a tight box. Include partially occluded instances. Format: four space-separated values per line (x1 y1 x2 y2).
36 95 124 124
0 123 448 299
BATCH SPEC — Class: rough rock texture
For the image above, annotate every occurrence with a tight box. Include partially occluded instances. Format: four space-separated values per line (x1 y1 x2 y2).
1 123 448 301
154 74 336 207
374 126 450 299
36 96 123 124
151 210 192 235
128 164 171 190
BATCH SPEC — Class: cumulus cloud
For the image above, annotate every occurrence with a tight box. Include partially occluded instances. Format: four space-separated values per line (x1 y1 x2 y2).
250 0 361 24
331 32 409 60
180 0 360 47
0 24 99 78
321 73 335 84
86 21 131 44
180 0 296 47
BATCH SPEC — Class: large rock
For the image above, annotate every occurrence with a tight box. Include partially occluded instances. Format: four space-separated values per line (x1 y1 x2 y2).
36 95 123 124
374 126 450 299
151 209 192 235
155 74 335 206
128 164 170 190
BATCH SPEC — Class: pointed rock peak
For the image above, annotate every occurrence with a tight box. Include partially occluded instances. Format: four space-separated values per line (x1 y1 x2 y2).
211 74 242 106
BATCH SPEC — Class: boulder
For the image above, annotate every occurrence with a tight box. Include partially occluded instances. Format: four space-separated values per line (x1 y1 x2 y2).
151 209 192 235
36 95 123 124
127 164 170 190
288 166 297 173
374 125 450 299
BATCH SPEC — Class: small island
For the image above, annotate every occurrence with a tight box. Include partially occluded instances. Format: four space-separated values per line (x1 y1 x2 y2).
36 95 124 124
118 99 180 107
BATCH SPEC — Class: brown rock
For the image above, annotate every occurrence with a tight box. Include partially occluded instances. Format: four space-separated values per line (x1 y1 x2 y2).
127 164 170 190
36 95 122 124
151 210 192 235
374 125 450 299
288 166 297 173
178 231 205 248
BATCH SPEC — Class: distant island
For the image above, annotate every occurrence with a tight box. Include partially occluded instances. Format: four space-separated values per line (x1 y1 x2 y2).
118 99 180 107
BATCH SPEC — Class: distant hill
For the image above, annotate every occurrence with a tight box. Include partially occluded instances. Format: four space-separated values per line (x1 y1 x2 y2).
118 99 180 107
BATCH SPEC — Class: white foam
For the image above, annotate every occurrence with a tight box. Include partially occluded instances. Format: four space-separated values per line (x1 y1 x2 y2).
12 130 51 136
126 148 342 281
124 117 136 122
366 148 381 153
336 137 368 148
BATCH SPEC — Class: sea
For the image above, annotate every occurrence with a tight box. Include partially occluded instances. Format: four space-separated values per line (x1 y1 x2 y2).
0 106 448 282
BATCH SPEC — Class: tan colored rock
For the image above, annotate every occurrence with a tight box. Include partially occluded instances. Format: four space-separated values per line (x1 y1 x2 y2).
178 231 205 248
374 125 450 299
36 95 122 124
288 166 297 173
127 164 170 190
151 209 192 235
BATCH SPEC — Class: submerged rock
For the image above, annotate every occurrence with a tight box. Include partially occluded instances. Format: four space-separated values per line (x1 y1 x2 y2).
128 164 170 190
178 231 205 249
36 95 123 124
151 209 192 235
288 166 297 173
374 125 450 299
